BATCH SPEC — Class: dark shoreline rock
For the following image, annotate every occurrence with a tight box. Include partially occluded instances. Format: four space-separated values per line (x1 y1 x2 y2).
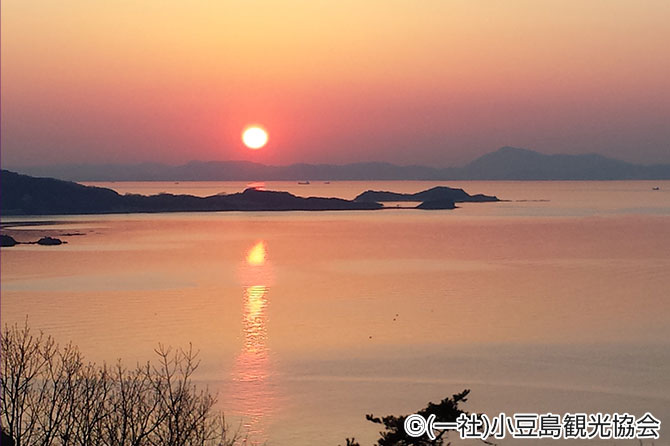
1 234 67 247
1 234 17 247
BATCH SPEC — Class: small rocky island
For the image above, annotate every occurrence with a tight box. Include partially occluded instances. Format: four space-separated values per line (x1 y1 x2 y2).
354 186 499 204
0 234 65 247
1 170 500 216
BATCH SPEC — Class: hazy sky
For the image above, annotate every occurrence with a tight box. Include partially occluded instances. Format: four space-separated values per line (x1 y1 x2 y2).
2 0 669 167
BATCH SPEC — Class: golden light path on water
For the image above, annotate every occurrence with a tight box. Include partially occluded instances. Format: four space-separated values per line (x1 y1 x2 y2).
230 241 275 443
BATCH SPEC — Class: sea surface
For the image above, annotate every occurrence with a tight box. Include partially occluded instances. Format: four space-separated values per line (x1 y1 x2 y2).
2 181 670 445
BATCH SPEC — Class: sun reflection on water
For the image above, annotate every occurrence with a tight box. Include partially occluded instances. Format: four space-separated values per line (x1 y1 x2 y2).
242 285 268 355
230 241 276 443
246 241 266 266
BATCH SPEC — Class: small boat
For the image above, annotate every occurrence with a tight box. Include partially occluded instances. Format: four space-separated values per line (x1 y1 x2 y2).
298 180 310 185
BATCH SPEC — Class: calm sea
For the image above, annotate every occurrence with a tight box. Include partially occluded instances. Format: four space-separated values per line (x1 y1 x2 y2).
2 181 670 445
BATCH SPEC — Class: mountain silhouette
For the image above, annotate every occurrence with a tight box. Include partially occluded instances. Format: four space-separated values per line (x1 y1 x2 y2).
7 147 670 181
459 146 668 180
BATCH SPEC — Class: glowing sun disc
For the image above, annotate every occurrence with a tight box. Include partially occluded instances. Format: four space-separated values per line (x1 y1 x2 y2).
242 126 268 149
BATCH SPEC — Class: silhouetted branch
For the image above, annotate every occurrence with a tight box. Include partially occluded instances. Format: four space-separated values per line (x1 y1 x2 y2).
1 322 240 446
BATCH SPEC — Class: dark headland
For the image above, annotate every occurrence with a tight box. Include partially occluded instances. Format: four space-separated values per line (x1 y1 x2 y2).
0 170 499 216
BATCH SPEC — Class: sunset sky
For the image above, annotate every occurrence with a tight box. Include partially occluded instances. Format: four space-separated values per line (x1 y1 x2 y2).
2 0 669 167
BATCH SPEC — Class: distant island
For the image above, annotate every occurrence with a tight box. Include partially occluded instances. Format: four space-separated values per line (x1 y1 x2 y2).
0 170 499 216
7 147 670 181
354 187 498 203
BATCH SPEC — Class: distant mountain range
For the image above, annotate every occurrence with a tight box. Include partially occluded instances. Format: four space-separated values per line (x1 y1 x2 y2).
8 147 670 181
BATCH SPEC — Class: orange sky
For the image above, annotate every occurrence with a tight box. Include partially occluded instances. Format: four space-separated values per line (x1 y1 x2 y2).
2 0 669 166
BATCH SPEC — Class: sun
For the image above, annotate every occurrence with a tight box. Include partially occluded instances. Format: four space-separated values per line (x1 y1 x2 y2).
242 126 268 150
